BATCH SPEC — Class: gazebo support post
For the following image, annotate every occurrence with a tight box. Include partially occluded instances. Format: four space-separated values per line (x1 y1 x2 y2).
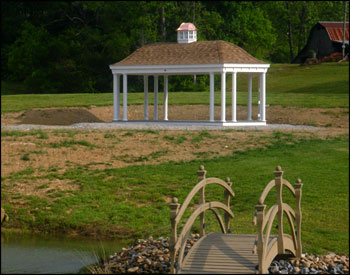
261 72 266 121
258 75 262 121
248 74 252 121
123 74 128 121
144 75 149 120
154 75 159 120
163 75 168 121
232 72 237 122
221 71 226 122
113 74 120 121
209 72 215 122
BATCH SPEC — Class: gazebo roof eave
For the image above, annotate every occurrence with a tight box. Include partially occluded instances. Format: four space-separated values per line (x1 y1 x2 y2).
109 63 270 75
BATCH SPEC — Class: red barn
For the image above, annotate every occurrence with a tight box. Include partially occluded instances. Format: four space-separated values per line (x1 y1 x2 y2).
293 21 349 63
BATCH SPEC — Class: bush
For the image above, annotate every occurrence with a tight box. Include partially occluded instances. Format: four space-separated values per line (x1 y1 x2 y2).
320 52 344 63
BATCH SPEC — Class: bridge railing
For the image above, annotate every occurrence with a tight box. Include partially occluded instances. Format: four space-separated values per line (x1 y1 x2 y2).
169 165 235 274
253 165 303 274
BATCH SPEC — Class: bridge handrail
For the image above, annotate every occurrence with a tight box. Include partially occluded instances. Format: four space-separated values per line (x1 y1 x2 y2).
168 165 235 274
253 166 303 274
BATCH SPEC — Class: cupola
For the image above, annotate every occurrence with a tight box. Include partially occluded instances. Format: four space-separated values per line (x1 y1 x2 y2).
176 22 197 44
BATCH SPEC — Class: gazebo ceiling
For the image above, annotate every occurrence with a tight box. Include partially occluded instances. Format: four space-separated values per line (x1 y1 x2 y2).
111 40 266 66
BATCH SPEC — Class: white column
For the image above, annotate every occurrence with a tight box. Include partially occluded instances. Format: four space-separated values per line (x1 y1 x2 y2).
221 71 226 122
154 75 158 120
248 74 252 121
261 72 266 121
209 72 215 122
113 74 120 121
258 74 262 121
123 74 128 121
144 75 148 120
232 72 237 122
163 75 168 120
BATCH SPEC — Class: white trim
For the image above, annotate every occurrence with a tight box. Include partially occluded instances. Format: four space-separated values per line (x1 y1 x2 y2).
109 63 270 75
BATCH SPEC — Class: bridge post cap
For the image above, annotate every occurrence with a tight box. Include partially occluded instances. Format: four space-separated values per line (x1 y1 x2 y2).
197 165 207 177
274 165 284 177
225 177 230 182
294 178 303 188
172 197 178 203
255 204 266 211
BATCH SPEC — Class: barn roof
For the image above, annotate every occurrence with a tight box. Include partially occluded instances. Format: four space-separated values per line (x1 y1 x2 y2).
319 21 349 43
111 40 266 66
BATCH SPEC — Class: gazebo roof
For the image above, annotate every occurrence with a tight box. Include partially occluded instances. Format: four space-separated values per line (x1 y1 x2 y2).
111 40 266 66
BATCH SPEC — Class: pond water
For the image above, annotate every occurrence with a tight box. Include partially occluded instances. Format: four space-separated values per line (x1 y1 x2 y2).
1 232 130 274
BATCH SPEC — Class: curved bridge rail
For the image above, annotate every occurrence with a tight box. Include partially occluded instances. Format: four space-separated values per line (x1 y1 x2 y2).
253 166 303 274
168 165 235 274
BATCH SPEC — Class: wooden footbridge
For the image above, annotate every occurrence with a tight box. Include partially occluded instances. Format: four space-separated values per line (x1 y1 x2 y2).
169 165 303 274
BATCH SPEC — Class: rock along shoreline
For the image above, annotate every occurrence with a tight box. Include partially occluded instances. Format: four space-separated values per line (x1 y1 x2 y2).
89 235 349 274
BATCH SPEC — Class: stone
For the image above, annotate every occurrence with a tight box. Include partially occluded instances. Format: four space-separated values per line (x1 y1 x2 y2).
301 267 309 274
127 266 139 273
270 265 280 274
145 258 152 266
294 267 301 273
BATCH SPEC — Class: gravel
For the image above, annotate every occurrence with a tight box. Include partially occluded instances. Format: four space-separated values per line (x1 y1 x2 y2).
91 235 348 274
269 253 349 274
1 122 325 131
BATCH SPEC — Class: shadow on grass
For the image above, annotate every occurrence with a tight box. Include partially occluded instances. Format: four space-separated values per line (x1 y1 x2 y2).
283 80 349 95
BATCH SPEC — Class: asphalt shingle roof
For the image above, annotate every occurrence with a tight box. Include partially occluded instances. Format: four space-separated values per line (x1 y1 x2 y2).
112 40 266 66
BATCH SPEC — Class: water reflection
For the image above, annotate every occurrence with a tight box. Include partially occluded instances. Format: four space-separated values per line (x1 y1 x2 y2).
1 233 128 274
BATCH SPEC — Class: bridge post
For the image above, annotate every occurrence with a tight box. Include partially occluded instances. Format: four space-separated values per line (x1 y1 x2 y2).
294 178 303 258
256 203 266 274
224 177 232 233
169 197 180 274
274 165 285 254
197 165 207 237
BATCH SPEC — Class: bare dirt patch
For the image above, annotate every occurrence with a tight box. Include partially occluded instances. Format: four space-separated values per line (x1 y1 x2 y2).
2 105 349 128
1 104 348 200
1 127 347 179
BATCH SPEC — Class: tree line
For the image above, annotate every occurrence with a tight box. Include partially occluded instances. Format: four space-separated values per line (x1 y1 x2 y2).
1 1 348 93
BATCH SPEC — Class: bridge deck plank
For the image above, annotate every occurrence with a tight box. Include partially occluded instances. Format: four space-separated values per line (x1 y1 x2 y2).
179 232 259 274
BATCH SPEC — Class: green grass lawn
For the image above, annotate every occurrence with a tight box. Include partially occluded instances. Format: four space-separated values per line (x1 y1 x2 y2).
1 134 348 255
1 63 349 113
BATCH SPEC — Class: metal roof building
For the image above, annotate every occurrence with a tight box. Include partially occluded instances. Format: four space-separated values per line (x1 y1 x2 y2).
293 21 349 63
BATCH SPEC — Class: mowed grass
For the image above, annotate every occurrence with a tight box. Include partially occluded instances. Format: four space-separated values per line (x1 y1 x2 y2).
1 135 348 255
1 63 348 113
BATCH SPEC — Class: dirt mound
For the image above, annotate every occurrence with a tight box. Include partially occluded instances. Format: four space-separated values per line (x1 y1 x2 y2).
15 108 103 125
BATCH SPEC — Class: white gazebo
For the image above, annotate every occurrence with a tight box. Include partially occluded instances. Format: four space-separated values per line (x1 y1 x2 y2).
109 22 270 126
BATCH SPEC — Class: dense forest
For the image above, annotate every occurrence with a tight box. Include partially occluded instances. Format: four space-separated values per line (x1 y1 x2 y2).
1 1 348 93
